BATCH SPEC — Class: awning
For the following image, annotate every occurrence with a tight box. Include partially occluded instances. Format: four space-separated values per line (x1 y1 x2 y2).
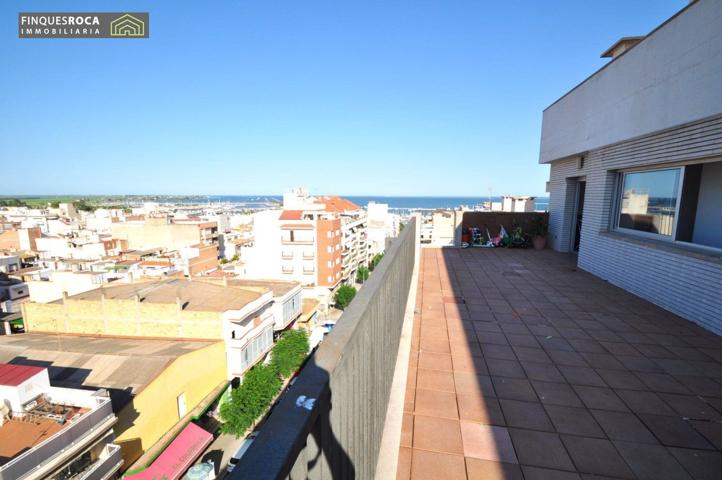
124 423 213 480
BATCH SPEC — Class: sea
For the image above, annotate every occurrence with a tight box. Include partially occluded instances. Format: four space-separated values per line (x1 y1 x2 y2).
169 196 550 212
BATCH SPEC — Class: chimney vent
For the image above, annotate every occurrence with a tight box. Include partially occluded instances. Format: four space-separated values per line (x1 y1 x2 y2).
601 36 645 59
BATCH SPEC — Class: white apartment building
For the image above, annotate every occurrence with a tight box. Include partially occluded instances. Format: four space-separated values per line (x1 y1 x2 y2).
0 363 121 480
541 0 722 333
367 202 399 257
283 189 369 283
26 270 105 303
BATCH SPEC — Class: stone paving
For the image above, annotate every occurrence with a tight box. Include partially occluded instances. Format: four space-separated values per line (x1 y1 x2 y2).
397 247 722 480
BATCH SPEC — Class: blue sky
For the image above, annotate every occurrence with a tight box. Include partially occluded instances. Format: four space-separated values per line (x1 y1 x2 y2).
1 1 685 196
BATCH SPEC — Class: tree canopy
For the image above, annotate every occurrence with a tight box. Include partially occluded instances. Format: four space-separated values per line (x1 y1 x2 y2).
335 285 357 310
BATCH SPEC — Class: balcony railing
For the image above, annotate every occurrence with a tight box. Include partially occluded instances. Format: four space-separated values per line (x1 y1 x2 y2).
77 443 123 480
0 394 116 480
232 218 416 480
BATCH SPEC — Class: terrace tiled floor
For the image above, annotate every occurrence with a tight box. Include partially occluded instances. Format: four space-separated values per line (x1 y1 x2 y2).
397 247 722 480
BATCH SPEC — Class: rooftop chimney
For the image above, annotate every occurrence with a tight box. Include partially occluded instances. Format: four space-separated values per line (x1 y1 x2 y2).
600 36 645 59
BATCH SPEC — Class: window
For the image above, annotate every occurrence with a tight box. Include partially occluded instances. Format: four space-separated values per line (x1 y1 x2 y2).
618 168 680 237
615 160 722 250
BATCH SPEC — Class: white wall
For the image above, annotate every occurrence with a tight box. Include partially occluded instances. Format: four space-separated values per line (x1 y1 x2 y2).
540 0 722 163
0 368 49 411
547 117 722 334
27 271 103 303
237 210 282 279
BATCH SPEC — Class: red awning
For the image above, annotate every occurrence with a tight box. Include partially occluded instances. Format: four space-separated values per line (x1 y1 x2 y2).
125 422 213 480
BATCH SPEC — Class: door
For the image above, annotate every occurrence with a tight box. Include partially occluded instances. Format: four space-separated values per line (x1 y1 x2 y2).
573 181 586 251
177 392 187 419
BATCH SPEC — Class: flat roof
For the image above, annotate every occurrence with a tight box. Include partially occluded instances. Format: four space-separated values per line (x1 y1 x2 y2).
54 278 264 312
0 333 220 410
225 279 300 297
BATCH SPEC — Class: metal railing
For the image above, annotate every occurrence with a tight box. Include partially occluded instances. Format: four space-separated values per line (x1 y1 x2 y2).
0 399 116 480
78 444 123 480
232 218 416 480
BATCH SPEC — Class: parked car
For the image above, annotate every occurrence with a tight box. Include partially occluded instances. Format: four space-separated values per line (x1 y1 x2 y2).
226 432 259 473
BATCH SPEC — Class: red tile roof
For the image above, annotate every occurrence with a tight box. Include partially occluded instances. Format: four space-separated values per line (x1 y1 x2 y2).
279 210 303 220
314 196 361 212
0 363 45 386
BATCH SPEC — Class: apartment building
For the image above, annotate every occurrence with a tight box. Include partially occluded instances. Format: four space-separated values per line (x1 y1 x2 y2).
0 363 122 480
0 335 224 470
212 278 303 332
541 0 722 332
111 217 219 275
0 226 41 252
279 209 343 288
22 278 275 380
282 189 368 284
367 202 399 257
238 190 367 297
111 217 218 251
319 196 368 283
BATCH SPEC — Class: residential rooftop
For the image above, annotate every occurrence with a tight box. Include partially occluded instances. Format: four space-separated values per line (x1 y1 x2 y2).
208 278 300 297
398 248 722 479
0 333 220 410
52 278 265 312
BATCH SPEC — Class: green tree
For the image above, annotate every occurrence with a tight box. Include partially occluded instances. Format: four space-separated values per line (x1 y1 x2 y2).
334 285 357 310
220 364 281 437
356 266 370 283
369 253 384 271
270 329 309 378
73 199 95 212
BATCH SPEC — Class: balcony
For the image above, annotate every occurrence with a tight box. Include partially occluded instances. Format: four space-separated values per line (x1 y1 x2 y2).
232 217 722 480
0 391 117 480
77 444 123 480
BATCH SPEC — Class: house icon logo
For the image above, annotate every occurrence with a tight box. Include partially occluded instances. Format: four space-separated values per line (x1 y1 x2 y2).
110 14 145 37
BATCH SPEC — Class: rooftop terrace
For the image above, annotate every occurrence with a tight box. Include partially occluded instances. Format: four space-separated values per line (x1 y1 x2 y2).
399 248 722 479
231 220 722 480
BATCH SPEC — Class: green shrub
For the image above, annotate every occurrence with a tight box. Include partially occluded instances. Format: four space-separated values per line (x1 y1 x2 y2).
369 253 384 271
356 266 369 283
220 364 281 437
335 285 357 310
270 329 309 378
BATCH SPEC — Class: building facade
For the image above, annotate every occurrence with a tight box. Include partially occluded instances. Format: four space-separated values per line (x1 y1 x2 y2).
0 363 121 480
541 0 722 333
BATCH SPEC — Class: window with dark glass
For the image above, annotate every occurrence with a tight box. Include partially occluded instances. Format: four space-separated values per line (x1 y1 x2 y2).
618 168 680 236
615 160 722 250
